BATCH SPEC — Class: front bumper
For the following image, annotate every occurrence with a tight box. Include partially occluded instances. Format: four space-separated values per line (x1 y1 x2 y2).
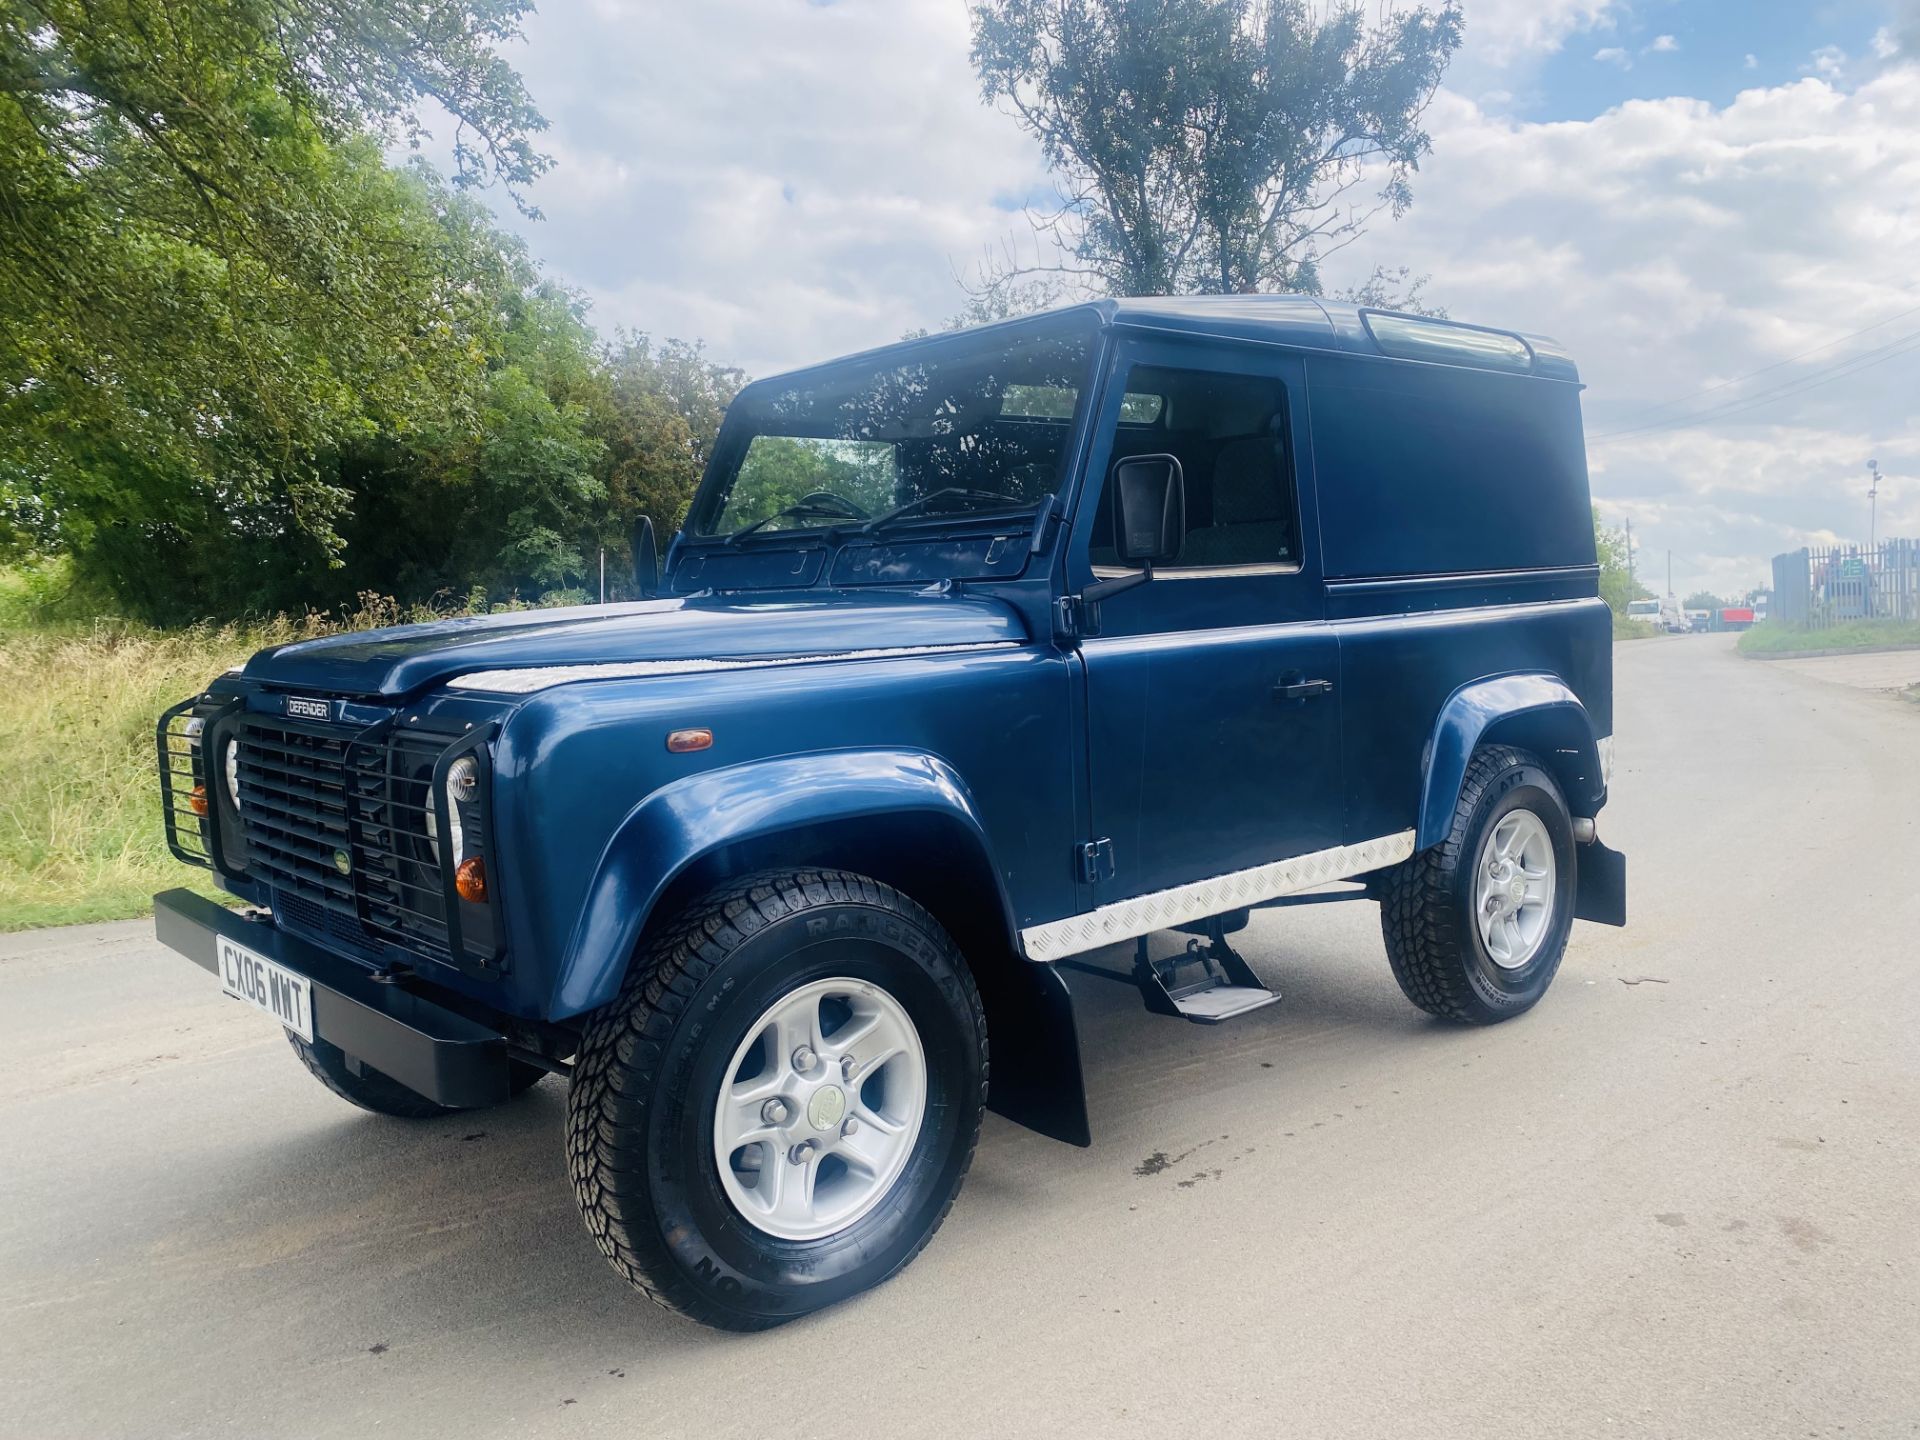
153 888 513 1107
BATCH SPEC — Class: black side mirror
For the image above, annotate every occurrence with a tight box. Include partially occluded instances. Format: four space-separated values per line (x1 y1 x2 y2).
1082 455 1184 608
1111 454 1185 565
632 516 659 597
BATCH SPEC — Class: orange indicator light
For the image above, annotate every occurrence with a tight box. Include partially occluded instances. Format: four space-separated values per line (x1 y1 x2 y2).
455 856 488 903
666 728 713 753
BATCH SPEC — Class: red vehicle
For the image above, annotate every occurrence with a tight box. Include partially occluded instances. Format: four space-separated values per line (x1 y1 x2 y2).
1720 606 1755 630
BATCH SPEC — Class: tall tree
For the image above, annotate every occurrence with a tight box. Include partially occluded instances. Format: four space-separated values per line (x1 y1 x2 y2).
0 0 550 578
589 333 742 537
968 0 1461 300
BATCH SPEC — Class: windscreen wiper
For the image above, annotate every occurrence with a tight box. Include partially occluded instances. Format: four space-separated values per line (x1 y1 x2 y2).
725 499 864 545
857 488 1034 536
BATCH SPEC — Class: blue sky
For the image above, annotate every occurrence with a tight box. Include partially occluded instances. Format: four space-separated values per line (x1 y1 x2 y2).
1474 0 1892 119
425 0 1920 599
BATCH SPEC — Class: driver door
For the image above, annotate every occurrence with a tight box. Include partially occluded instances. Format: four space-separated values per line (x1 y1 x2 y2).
1071 333 1343 917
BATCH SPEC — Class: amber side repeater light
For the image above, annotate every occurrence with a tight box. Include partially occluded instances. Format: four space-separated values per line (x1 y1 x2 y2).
455 856 488 903
666 728 713 753
188 784 209 817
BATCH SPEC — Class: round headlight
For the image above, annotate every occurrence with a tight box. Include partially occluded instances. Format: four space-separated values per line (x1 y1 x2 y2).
224 738 242 810
447 755 480 805
426 760 474 867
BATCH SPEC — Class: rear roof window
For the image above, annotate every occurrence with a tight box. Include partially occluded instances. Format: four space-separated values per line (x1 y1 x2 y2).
1363 312 1535 374
1001 385 1163 423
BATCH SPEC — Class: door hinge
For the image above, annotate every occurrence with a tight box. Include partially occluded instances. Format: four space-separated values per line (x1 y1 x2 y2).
1054 594 1102 641
1077 837 1116 885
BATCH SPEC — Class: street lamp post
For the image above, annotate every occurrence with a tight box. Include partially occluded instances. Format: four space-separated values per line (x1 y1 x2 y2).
1867 459 1881 554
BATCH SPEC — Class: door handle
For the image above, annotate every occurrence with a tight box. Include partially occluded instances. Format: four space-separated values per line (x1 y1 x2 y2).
1274 673 1334 703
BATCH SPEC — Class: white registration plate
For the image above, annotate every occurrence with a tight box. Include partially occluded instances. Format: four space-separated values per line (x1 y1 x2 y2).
217 937 314 1043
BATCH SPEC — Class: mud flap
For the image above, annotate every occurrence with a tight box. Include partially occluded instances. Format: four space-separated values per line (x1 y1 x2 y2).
981 961 1091 1147
1575 841 1627 927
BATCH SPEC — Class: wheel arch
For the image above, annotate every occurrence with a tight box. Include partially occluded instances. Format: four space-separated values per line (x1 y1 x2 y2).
553 749 1090 1146
1417 673 1607 851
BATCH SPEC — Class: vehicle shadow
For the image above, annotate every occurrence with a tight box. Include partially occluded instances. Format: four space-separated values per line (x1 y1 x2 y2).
172 1082 713 1359
173 915 1474 1358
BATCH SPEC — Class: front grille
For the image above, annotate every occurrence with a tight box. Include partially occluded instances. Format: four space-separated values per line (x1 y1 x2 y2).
272 889 378 955
230 717 492 967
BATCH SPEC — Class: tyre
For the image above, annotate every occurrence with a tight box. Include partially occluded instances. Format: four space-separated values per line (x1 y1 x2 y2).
1381 744 1577 1024
565 869 988 1331
288 1033 545 1118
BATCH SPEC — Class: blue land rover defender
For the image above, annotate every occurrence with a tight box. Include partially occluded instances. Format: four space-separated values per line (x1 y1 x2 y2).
155 297 1625 1329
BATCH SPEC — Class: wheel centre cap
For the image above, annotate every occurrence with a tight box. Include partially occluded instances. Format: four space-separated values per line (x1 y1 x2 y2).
807 1085 847 1132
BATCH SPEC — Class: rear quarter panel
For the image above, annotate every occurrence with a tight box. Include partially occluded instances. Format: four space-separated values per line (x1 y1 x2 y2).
1332 595 1614 845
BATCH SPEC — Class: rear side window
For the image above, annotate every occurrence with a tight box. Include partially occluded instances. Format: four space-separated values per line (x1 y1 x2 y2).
1089 365 1300 571
1307 357 1593 578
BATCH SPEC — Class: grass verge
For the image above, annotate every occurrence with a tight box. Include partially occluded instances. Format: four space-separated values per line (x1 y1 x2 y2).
0 565 491 932
0 616 313 930
1737 619 1920 658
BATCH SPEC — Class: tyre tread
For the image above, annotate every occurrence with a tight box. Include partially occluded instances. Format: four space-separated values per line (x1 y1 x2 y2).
564 867 987 1331
1381 744 1546 1024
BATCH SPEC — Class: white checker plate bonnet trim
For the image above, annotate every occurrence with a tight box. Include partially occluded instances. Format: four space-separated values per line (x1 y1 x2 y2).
1020 830 1416 962
448 641 1020 694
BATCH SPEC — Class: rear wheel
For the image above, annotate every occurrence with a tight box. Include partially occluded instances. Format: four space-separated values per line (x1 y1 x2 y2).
1381 745 1577 1023
288 1033 544 1118
565 869 987 1331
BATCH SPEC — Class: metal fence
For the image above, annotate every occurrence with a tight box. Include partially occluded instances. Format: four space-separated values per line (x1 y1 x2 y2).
1771 539 1920 628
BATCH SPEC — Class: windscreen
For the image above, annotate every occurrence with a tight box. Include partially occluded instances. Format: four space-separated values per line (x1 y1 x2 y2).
694 328 1096 538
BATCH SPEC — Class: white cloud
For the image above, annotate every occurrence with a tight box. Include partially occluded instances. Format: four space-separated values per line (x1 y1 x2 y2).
1328 73 1920 595
1745 53 1760 70
1595 46 1632 69
1871 27 1900 59
435 4 1920 598
1809 44 1848 80
438 0 1048 376
1645 34 1680 54
1463 0 1621 67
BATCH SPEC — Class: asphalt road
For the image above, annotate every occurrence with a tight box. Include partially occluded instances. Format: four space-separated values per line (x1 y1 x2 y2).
3 634 1917 1440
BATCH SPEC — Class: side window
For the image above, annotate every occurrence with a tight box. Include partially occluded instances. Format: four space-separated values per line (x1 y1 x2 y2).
1088 364 1300 571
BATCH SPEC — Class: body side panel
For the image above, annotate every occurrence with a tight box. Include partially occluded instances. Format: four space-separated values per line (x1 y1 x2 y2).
486 646 1080 1020
1332 597 1614 848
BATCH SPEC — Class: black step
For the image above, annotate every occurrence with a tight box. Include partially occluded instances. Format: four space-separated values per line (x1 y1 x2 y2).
1133 928 1280 1025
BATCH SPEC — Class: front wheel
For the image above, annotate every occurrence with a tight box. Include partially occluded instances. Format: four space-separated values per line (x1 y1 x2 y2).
1381 745 1577 1024
565 869 987 1331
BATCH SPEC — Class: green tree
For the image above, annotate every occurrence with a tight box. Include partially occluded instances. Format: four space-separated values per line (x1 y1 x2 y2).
0 0 550 604
1595 508 1652 616
967 0 1462 301
581 333 744 586
1682 590 1724 612
720 438 898 532
304 264 611 611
